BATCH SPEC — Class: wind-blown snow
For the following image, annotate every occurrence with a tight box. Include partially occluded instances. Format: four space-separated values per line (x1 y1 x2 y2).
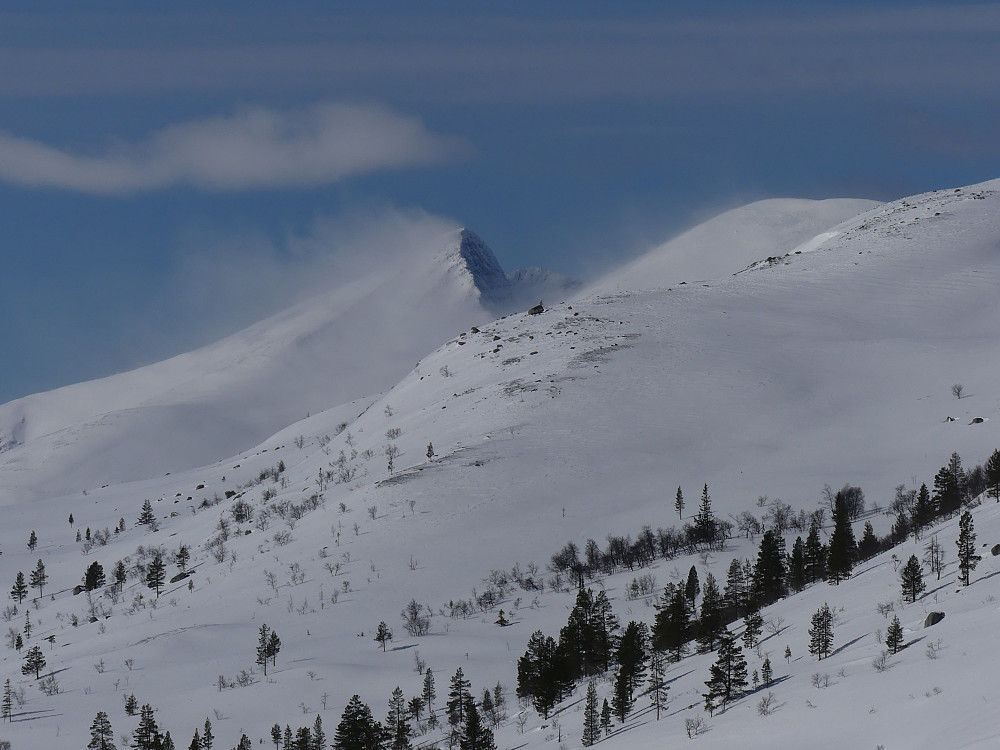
1 181 1000 749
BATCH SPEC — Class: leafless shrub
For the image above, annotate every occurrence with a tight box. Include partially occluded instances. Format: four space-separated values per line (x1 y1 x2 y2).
811 673 829 689
685 717 706 737
757 692 777 716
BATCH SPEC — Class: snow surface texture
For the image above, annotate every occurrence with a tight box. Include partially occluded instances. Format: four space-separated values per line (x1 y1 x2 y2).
590 197 879 293
0 228 566 504
1 181 999 748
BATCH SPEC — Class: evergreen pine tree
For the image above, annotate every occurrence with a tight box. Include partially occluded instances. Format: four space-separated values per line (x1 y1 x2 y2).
885 615 904 655
87 710 116 750
27 530 37 551
784 645 791 663
459 701 495 750
693 484 718 548
933 465 961 518
985 449 1000 502
651 586 690 661
674 486 684 520
600 699 612 736
2 679 13 723
10 570 27 603
145 555 166 597
125 694 138 716
175 545 190 574
647 650 669 720
203 717 214 750
804 522 826 583
29 558 48 597
385 687 411 750
900 555 926 602
137 499 157 528
957 510 981 586
615 621 649 702
582 680 600 745
84 561 107 591
761 656 773 687
808 603 834 660
233 735 250 750
723 558 749 619
609 665 633 723
283 725 293 750
163 731 176 750
114 560 128 591
21 644 45 678
751 529 787 605
422 668 436 716
911 483 935 535
256 624 273 676
375 621 393 652
188 729 200 750
333 695 383 750
446 667 472 730
696 573 725 652
826 492 856 584
132 704 160 750
787 537 807 592
702 631 748 713
270 724 281 750
742 609 763 652
857 521 879 560
268 629 281 667
684 566 700 604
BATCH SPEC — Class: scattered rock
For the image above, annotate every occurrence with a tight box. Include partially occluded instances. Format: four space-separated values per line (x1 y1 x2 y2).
924 612 945 628
970 417 984 424
991 544 1000 557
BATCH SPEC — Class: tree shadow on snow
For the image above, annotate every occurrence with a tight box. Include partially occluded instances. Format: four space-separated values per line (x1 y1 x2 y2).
830 632 867 657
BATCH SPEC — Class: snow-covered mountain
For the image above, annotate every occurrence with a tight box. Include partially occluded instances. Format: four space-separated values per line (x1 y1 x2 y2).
0 227 566 504
2 180 1000 749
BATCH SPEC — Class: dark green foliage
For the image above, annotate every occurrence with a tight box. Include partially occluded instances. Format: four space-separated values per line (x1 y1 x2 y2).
375 621 393 652
804 522 827 583
985 449 1000 502
422 668 436 714
256 623 281 675
723 558 750 619
611 620 649 720
114 560 127 590
787 537 807 592
385 687 411 750
175 545 190 573
911 483 935 536
933 464 962 518
652 585 690 661
582 680 600 745
826 492 856 584
742 609 763 652
856 522 879 561
271 724 281 750
761 656 773 687
10 570 27 603
752 529 787 605
702 631 748 713
685 566 700 604
600 699 611 736
692 484 718 548
137 499 157 528
900 555 925 602
674 486 684 520
21 644 45 678
189 730 200 750
84 561 106 591
132 704 161 750
459 701 495 750
447 667 472 729
957 510 981 586
125 694 138 716
557 588 619 679
88 711 116 750
808 603 834 660
30 558 48 596
886 615 904 655
333 695 383 750
27 530 37 551
696 573 725 652
647 649 669 720
145 555 165 596
203 719 214 750
517 631 568 718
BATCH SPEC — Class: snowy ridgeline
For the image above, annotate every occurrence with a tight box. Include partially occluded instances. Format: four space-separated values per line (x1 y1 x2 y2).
0 180 999 748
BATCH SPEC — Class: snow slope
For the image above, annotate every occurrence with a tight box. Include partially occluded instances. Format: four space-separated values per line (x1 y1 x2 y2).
590 197 878 293
1 181 1000 749
0 228 562 504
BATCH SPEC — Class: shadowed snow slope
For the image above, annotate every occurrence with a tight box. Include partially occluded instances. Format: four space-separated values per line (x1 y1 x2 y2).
0 227 556 502
2 181 1000 750
590 197 879 293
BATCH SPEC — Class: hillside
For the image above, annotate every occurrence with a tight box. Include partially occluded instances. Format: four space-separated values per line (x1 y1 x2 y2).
1 180 999 749
0 228 566 505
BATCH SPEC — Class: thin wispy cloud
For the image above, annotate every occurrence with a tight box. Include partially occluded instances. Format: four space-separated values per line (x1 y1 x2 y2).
0 102 466 193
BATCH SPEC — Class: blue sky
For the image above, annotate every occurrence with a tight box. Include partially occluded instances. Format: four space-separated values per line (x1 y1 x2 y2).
2 1 999 403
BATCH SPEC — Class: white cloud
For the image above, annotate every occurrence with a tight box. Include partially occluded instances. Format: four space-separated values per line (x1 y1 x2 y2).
0 102 466 193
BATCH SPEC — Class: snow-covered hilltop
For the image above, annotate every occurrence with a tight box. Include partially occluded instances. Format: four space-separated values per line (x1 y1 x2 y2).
1 180 1000 749
0 227 571 504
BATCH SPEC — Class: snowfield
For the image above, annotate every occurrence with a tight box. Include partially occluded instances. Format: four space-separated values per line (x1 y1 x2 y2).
1 181 999 749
